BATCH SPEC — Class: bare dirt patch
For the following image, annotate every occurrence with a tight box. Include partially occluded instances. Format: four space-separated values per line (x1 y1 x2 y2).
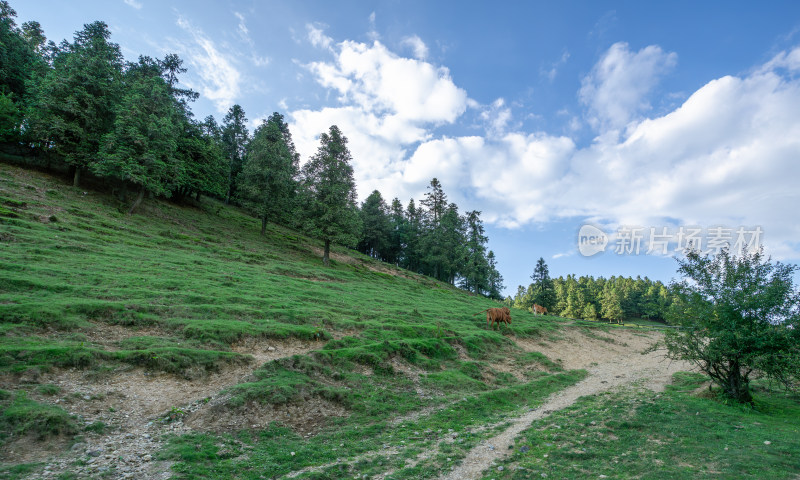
186 396 347 437
8 337 323 479
80 322 171 349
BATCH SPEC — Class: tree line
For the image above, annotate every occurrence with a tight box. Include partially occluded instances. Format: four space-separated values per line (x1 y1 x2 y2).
510 257 672 322
356 178 504 299
0 3 504 297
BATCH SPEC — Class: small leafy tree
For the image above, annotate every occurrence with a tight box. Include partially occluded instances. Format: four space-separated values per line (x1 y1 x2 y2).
664 247 800 403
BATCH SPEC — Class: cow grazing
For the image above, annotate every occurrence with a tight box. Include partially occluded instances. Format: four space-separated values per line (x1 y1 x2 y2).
474 307 512 329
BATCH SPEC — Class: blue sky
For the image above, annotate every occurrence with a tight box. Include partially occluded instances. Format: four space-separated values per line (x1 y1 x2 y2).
15 1 800 295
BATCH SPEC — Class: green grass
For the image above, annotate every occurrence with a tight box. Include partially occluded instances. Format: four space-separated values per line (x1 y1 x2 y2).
3 163 797 479
0 163 575 475
485 372 800 479
0 390 78 441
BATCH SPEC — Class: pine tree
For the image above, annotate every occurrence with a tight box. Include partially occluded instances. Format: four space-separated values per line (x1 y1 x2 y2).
530 257 557 310
27 21 124 187
601 282 625 324
357 190 391 259
486 250 505 300
221 104 249 204
237 113 299 234
385 198 406 265
94 67 180 214
582 302 598 320
299 125 362 266
403 199 422 272
419 178 447 226
460 210 490 294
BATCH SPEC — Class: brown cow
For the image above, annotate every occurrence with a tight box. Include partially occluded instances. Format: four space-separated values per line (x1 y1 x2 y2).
532 304 548 315
474 307 512 329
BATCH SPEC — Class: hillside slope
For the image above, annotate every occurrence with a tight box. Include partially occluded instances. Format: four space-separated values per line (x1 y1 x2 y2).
4 164 796 480
0 163 579 478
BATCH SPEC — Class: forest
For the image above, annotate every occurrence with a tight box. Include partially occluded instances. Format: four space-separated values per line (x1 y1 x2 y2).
509 257 673 322
0 2 504 299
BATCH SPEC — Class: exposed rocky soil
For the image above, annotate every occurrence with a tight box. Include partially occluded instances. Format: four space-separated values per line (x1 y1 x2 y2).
1 325 322 479
2 325 686 480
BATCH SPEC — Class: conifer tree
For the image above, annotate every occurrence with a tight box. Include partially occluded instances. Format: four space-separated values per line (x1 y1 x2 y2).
486 250 505 300
221 104 249 204
530 257 557 310
299 125 361 266
94 65 180 214
357 190 391 259
27 21 123 187
237 113 299 234
461 210 490 294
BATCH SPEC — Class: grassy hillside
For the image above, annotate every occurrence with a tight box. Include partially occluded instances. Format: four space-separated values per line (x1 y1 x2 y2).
0 163 582 478
2 163 798 480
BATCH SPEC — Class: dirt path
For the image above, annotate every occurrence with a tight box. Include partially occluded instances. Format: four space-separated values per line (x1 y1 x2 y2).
5 327 322 480
439 328 688 480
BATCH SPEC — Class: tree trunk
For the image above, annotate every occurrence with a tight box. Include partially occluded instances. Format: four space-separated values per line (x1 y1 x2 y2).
73 167 81 187
225 170 232 205
128 187 145 215
195 191 201 201
261 216 267 236
725 360 753 403
323 239 331 267
118 182 128 202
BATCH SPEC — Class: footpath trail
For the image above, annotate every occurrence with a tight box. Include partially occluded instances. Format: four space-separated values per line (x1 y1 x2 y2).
440 328 689 480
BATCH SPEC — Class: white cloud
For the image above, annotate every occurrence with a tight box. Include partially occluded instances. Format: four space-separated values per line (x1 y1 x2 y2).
542 50 570 82
175 15 241 113
580 42 677 132
123 0 142 9
289 37 469 202
367 12 379 42
234 12 270 67
289 33 800 259
401 35 429 60
307 23 333 51
760 46 800 73
305 40 467 124
479 98 512 136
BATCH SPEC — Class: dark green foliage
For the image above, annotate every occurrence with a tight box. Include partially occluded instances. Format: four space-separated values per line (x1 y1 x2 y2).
486 251 505 300
664 247 800 403
299 125 362 266
517 273 673 322
459 210 490 294
359 181 503 297
237 112 298 233
26 21 124 187
357 190 391 260
221 104 249 204
419 183 466 283
531 257 557 310
94 62 181 213
0 2 44 132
